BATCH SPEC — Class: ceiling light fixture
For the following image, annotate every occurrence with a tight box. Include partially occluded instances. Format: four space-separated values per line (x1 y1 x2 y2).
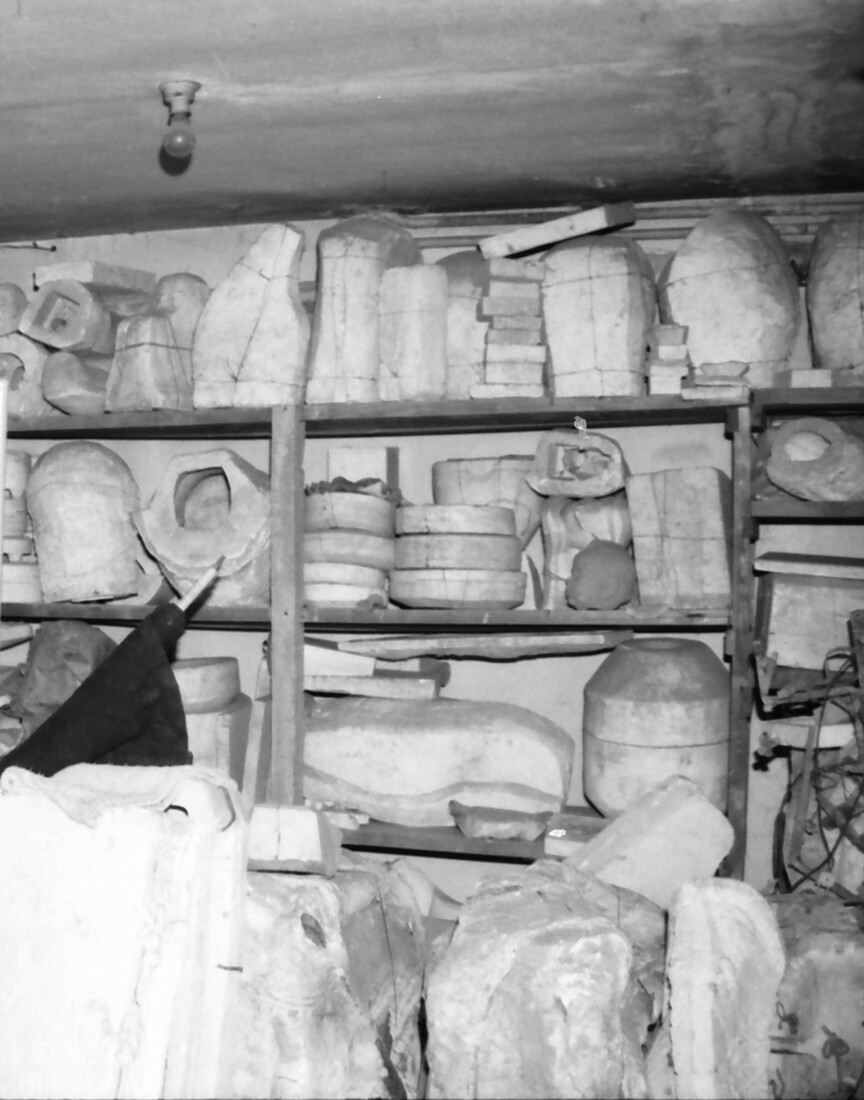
159 80 201 161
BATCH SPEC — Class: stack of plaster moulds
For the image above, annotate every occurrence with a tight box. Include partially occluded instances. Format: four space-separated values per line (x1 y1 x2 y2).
645 324 691 395
389 503 526 610
474 257 548 399
3 451 40 601
303 488 395 609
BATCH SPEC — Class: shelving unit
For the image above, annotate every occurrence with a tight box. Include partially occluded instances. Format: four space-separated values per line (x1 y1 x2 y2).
304 393 754 877
5 392 755 875
750 386 864 533
748 387 864 719
5 403 307 805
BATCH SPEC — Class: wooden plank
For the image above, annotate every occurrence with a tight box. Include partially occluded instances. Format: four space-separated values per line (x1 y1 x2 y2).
302 394 741 436
755 552 864 581
723 403 753 881
305 607 731 631
2 601 270 627
752 499 864 523
6 406 275 440
752 386 864 423
4 394 744 443
268 405 305 804
341 821 542 861
241 654 272 815
478 202 637 258
341 806 604 861
336 631 631 660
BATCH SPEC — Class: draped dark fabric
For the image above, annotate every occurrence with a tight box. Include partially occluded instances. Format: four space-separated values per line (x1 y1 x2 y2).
0 603 190 779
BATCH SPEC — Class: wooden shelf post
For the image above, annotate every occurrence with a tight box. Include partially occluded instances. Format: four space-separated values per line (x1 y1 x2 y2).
268 404 306 804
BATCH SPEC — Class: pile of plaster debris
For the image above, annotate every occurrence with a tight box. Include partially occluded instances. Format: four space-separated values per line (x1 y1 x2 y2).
0 765 860 1100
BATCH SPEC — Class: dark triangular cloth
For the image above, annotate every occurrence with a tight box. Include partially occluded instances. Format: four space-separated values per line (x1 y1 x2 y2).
0 603 190 779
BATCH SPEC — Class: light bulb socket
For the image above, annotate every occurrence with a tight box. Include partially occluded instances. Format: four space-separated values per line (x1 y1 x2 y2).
158 80 201 162
159 80 201 115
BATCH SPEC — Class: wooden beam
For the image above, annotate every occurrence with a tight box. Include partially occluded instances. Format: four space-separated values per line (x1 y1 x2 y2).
268 405 305 804
723 403 754 880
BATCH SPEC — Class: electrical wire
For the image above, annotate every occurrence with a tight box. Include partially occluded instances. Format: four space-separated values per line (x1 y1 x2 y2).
774 649 862 893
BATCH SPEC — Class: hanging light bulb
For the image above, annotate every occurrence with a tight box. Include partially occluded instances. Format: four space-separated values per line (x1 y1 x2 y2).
159 80 201 161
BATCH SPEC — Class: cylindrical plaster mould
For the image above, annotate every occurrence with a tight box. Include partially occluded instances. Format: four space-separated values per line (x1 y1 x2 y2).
582 636 730 817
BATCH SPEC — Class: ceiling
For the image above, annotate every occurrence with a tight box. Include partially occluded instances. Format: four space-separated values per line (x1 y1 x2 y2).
2 0 863 244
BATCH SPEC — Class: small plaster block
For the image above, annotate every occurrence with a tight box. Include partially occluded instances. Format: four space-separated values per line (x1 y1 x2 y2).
568 775 734 909
648 324 688 350
485 327 543 346
774 368 834 388
485 279 541 303
833 367 864 387
469 382 545 399
647 377 684 396
488 256 546 281
484 343 547 363
647 361 688 377
681 383 749 401
247 804 342 875
484 360 546 385
480 295 541 317
654 344 690 362
491 315 543 333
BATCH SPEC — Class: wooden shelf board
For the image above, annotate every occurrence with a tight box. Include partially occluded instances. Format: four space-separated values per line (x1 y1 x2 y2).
4 395 744 443
10 390 861 444
3 602 271 628
304 606 730 632
752 499 864 522
753 386 864 420
341 806 604 861
7 407 276 440
341 821 543 861
302 394 741 435
5 604 729 632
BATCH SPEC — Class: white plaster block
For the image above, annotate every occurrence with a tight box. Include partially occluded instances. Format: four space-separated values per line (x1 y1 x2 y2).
668 878 785 1100
378 263 448 401
193 224 310 408
248 804 342 874
543 234 655 398
569 775 735 910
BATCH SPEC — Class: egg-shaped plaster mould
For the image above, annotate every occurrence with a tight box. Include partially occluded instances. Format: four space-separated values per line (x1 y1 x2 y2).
806 209 864 372
658 208 800 387
26 441 141 601
135 449 270 607
542 234 656 398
